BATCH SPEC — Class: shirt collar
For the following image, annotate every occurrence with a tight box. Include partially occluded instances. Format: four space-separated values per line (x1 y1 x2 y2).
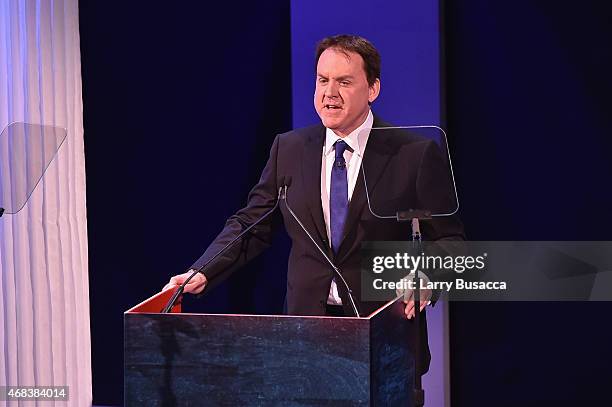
324 110 374 158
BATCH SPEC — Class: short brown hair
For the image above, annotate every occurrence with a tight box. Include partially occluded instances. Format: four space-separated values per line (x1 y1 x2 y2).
315 34 381 86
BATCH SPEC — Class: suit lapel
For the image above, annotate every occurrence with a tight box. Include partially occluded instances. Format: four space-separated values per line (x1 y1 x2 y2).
336 120 395 263
301 126 329 251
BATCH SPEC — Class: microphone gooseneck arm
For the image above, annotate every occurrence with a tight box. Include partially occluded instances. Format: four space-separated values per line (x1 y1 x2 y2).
161 186 283 313
281 184 361 318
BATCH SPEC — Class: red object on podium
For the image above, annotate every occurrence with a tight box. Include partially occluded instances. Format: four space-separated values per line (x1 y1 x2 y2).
127 288 182 314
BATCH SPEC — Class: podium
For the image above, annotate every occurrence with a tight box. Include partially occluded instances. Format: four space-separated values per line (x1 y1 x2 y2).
125 289 416 406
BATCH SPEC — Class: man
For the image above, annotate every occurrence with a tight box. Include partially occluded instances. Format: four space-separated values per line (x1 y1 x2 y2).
164 35 464 371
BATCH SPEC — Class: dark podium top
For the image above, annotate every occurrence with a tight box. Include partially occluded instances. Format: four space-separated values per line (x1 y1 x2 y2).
125 289 415 406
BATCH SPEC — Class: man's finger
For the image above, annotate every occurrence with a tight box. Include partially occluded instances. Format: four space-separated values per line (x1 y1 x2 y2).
164 280 183 290
163 275 184 291
403 299 429 320
185 281 202 290
404 301 415 319
185 279 206 294
402 289 414 304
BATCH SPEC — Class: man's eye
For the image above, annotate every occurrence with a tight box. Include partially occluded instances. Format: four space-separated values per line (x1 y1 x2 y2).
340 81 350 86
318 78 328 84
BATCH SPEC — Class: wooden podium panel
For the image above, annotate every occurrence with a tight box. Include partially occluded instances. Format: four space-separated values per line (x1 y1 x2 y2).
125 291 414 406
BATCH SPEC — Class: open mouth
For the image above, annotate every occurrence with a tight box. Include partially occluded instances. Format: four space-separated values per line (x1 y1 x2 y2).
324 104 342 110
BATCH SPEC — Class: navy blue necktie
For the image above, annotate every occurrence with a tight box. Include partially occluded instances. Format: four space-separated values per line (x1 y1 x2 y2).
330 140 350 254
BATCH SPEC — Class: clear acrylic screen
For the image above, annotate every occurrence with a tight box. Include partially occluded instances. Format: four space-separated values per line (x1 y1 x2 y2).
0 122 67 214
357 125 458 219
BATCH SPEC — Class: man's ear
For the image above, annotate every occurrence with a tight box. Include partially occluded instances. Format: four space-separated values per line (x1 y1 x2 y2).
368 78 381 103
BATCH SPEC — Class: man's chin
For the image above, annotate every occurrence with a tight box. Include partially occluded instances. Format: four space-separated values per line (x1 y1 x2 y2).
320 117 343 130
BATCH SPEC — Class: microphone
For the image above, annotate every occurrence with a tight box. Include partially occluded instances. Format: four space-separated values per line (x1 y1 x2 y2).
280 176 361 318
161 182 285 313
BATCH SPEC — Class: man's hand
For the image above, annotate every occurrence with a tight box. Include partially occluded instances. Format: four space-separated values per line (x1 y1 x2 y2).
402 287 432 320
396 272 432 319
163 270 207 294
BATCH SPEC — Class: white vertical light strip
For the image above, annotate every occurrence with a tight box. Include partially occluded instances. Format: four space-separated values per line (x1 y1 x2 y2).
0 0 91 405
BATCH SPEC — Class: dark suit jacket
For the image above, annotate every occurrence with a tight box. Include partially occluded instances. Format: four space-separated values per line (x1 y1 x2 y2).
192 117 465 373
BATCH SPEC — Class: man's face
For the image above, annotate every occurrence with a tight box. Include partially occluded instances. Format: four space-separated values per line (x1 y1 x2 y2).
314 48 380 137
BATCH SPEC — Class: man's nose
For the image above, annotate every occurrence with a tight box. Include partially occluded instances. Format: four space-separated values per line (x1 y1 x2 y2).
324 81 339 97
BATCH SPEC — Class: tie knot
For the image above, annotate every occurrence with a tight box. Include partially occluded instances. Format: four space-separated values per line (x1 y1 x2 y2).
334 140 350 160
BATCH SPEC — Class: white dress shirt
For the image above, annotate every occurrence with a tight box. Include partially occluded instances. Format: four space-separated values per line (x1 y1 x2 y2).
322 110 374 305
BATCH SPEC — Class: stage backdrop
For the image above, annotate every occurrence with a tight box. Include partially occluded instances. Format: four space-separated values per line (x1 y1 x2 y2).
0 0 91 405
291 1 449 405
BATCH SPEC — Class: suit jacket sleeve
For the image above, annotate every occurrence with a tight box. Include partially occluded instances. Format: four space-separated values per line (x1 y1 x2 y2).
416 139 465 241
190 135 281 283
